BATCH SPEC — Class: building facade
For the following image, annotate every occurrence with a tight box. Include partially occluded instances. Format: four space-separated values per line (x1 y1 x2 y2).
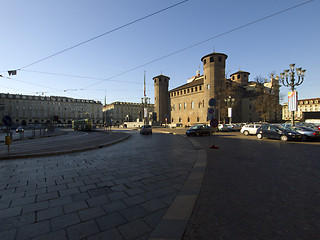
154 51 281 127
0 93 102 126
282 97 320 122
103 101 154 125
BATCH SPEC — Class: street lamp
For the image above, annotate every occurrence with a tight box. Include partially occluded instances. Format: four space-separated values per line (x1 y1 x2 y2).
280 64 306 126
224 95 235 124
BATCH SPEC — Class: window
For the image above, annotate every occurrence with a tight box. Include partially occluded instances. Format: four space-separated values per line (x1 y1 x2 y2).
219 57 222 62
184 89 186 94
179 117 182 122
187 117 190 122
184 103 187 109
210 57 214 62
191 88 193 92
195 87 197 91
199 86 202 91
207 84 210 89
179 103 181 110
204 59 207 65
237 74 240 79
172 118 174 122
191 102 194 109
199 101 202 108
187 89 190 93
197 116 200 122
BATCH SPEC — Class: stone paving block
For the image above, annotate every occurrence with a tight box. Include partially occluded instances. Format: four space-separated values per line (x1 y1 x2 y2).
50 212 80 231
49 196 72 207
96 212 127 231
15 220 50 240
63 200 88 214
0 202 10 210
67 181 84 188
107 191 128 201
23 187 47 197
37 206 64 221
78 206 105 221
102 200 127 214
0 206 22 219
71 192 90 202
86 195 110 207
0 212 35 232
47 184 67 193
0 192 25 202
87 228 124 240
96 181 115 188
22 201 49 214
78 184 96 193
67 220 100 240
122 195 146 207
120 206 149 222
0 228 16 240
111 184 128 192
32 229 67 240
124 187 145 196
59 187 80 197
36 191 59 202
10 195 36 207
117 219 152 240
141 198 167 213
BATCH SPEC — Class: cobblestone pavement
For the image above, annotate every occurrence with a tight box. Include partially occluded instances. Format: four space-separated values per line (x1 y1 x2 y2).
183 133 320 240
0 131 196 240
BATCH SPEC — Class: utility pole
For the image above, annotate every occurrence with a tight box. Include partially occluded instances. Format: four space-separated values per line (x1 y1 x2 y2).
141 71 150 125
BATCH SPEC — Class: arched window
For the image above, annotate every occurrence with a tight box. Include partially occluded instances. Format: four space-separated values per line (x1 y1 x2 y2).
197 116 200 122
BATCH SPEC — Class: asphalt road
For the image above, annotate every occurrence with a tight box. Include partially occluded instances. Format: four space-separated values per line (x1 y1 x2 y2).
183 132 320 240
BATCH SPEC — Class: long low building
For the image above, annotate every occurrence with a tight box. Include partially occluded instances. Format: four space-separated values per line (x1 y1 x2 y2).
0 93 103 126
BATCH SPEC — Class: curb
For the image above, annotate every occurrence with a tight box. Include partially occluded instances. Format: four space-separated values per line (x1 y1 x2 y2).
149 133 207 240
0 133 131 160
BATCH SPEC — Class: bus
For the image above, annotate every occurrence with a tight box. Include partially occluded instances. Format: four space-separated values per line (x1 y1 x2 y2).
72 119 92 131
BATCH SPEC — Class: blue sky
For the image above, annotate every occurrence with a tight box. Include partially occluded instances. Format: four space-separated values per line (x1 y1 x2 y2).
0 0 319 105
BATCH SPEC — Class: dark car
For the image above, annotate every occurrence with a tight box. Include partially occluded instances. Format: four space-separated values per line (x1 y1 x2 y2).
140 125 152 135
186 124 212 136
256 124 302 141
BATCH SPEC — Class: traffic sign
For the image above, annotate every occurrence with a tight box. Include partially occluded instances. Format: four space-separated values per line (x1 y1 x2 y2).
208 98 216 107
207 107 216 121
210 118 218 128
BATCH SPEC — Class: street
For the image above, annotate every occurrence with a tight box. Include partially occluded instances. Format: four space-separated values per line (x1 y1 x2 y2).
183 132 320 240
0 129 319 239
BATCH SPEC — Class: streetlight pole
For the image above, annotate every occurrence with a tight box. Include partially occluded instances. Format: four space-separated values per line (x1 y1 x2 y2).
224 95 235 124
280 64 306 126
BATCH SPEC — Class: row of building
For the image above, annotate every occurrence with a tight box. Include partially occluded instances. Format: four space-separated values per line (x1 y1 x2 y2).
1 51 319 127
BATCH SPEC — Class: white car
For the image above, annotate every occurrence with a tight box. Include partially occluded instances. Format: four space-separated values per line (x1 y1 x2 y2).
240 124 261 136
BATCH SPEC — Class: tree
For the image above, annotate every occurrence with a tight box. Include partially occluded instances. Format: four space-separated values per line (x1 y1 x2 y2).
253 74 281 122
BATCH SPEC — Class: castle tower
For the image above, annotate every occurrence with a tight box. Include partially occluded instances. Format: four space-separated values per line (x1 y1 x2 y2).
201 52 228 107
153 75 170 124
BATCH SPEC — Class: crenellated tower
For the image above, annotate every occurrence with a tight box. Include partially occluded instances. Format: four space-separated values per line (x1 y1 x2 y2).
153 75 170 124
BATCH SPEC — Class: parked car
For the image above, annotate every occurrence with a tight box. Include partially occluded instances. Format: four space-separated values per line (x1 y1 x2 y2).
140 125 152 135
16 126 24 133
240 124 261 136
218 124 229 132
287 126 320 141
186 124 212 136
256 124 302 141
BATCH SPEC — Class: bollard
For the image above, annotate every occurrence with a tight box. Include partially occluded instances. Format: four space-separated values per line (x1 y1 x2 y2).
5 135 11 154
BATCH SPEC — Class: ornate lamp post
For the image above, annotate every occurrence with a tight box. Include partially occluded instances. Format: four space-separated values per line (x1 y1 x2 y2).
280 64 306 126
224 95 235 124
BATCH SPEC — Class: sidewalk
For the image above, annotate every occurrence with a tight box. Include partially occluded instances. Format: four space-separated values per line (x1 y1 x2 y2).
0 128 205 240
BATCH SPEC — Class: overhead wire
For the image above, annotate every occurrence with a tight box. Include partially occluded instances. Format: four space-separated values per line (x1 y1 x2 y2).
18 0 190 70
81 0 314 89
